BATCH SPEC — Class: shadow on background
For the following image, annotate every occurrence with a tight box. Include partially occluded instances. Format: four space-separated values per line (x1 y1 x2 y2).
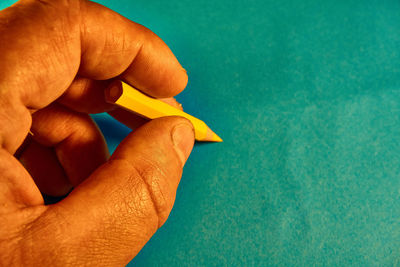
91 113 131 153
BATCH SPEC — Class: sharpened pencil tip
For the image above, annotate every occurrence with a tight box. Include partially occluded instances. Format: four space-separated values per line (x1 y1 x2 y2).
212 133 223 142
201 128 223 142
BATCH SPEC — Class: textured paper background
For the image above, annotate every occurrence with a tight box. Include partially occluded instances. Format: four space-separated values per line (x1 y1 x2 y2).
1 0 399 265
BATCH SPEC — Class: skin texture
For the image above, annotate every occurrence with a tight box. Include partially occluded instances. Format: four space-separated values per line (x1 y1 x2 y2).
0 0 195 265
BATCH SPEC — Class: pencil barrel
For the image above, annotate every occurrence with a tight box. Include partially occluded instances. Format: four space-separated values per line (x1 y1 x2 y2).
105 81 209 140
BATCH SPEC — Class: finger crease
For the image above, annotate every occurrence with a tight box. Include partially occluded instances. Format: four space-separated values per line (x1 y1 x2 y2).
121 41 144 78
119 159 161 228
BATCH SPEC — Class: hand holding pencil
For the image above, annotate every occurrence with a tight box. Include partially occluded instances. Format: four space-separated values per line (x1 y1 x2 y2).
105 81 222 142
0 0 208 265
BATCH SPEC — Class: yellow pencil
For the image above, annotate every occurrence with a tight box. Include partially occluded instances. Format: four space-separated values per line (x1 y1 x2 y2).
105 81 222 142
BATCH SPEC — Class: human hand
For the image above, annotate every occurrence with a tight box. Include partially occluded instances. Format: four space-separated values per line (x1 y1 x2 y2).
0 0 194 265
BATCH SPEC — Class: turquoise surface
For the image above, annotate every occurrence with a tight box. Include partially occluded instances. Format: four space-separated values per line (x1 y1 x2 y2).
2 0 400 265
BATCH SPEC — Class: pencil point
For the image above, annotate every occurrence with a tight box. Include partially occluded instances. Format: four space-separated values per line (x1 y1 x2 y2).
201 128 223 142
212 133 223 142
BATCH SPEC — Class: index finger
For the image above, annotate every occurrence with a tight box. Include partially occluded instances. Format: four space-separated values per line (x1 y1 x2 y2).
0 0 187 152
78 0 188 97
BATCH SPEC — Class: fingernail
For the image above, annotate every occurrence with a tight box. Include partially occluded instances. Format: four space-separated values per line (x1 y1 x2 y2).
172 123 195 165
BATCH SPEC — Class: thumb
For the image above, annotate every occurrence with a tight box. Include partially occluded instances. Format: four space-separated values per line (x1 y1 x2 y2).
28 117 194 265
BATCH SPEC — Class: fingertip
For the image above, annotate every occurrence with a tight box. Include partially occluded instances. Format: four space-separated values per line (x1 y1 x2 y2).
170 61 189 95
120 30 189 98
176 67 189 96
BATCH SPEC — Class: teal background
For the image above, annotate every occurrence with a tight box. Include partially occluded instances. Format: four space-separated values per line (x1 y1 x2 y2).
2 0 400 265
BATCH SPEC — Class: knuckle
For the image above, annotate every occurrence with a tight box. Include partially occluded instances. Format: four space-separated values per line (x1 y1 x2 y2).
120 176 155 219
116 156 174 227
106 159 160 230
132 157 173 224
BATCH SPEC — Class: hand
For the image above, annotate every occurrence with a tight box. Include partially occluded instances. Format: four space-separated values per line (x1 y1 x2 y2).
0 0 194 265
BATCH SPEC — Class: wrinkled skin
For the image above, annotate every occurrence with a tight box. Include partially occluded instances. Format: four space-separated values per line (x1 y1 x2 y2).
0 0 194 265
